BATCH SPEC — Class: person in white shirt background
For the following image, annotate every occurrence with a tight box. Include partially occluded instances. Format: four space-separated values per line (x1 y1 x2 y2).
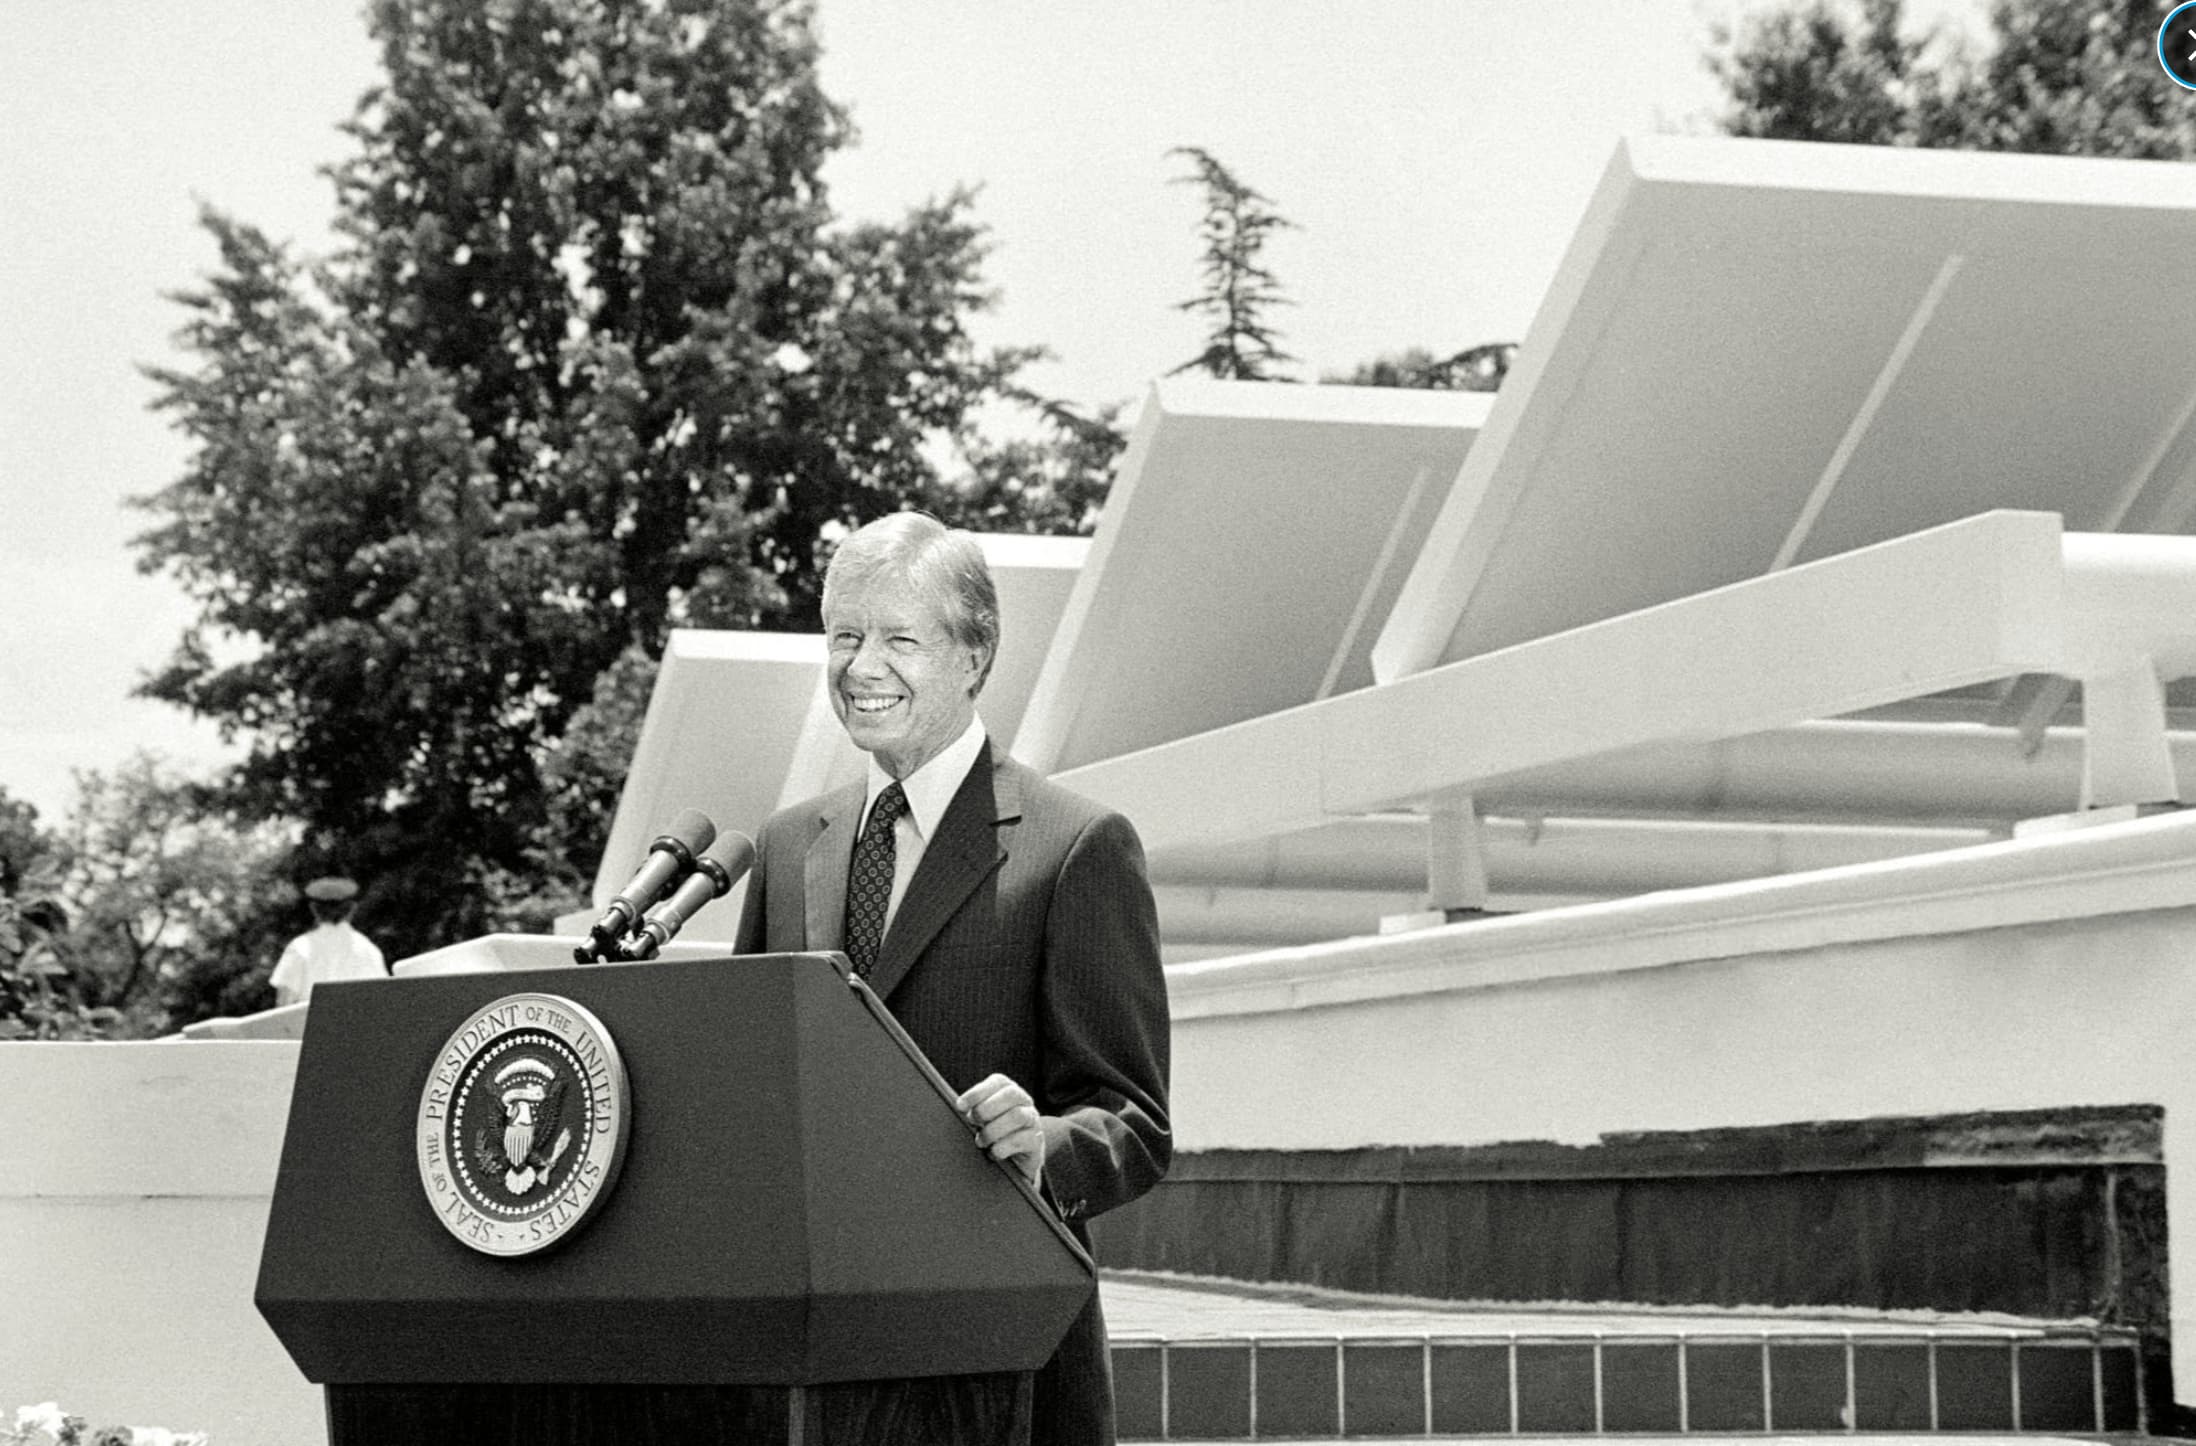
270 875 387 1006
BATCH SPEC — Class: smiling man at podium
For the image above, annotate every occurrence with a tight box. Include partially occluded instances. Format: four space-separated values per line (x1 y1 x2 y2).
736 512 1173 1446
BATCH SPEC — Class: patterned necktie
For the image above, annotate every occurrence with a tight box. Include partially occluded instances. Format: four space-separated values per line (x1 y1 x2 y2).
843 782 907 978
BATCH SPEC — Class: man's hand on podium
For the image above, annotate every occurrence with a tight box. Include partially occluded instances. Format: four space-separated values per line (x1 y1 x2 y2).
958 1072 1045 1189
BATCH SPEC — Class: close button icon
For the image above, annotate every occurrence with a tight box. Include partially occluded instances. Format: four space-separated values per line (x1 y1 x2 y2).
2159 1 2196 91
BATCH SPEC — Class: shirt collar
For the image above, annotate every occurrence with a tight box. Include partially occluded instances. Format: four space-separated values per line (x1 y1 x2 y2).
863 713 987 841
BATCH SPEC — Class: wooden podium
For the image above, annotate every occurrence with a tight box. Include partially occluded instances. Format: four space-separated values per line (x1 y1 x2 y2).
255 951 1095 1445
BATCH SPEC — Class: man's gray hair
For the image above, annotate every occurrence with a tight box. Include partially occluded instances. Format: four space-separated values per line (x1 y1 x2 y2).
823 512 1000 692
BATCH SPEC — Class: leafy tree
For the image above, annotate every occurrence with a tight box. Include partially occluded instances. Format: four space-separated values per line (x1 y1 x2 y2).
920 396 1128 536
0 763 289 1040
1164 147 1516 396
1952 0 2196 156
0 887 88 1041
476 638 662 935
0 789 85 1041
52 754 296 1034
136 0 1046 960
1708 0 2196 158
1330 343 1518 393
1707 0 1946 144
1168 147 1297 381
0 786 55 899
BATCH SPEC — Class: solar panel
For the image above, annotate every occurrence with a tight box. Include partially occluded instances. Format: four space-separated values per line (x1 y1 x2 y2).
1014 379 1492 774
1375 135 2196 679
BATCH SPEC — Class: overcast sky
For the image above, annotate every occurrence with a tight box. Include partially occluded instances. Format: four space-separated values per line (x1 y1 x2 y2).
0 0 1986 822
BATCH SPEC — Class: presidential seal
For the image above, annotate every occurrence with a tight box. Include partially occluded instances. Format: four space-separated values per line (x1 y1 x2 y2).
415 992 630 1256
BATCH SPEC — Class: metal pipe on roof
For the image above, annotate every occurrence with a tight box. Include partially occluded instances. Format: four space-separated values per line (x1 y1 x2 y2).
1148 812 1993 897
1470 719 2196 825
1153 885 1425 947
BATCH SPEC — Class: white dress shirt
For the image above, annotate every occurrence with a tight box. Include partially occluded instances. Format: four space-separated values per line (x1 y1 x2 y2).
858 714 988 937
269 920 387 1003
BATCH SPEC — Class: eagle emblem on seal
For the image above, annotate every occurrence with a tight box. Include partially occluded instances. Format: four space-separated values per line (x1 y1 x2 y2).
472 1055 573 1196
420 992 629 1256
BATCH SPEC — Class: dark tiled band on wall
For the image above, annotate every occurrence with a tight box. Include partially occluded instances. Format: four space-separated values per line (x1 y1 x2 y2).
1091 1109 2168 1397
1112 1331 2142 1441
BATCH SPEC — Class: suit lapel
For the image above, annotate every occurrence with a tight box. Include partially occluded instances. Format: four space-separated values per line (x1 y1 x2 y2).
864 745 1022 1002
802 782 866 953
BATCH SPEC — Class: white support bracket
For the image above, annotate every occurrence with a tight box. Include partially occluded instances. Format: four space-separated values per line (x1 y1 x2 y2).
1379 796 1495 935
2080 657 2180 810
1424 796 1491 914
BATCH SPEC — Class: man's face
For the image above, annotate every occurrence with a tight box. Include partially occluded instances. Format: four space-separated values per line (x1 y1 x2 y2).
823 571 985 779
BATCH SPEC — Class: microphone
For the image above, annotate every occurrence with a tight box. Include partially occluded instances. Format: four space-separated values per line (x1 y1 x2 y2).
577 809 716 963
623 830 757 961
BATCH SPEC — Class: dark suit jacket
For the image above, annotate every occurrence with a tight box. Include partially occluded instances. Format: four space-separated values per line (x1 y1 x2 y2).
735 741 1172 1446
